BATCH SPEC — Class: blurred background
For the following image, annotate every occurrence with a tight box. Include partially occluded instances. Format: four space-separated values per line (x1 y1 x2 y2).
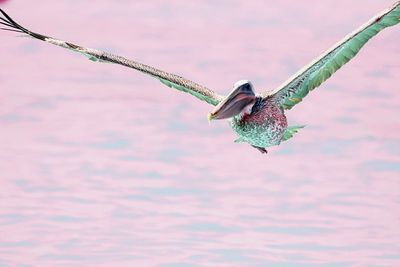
0 0 399 266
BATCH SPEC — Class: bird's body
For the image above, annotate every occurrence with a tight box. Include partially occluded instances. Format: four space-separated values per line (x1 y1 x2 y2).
231 97 287 148
1 2 399 154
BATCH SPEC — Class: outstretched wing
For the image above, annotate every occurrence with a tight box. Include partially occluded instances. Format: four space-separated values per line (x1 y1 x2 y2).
262 1 399 110
0 9 224 106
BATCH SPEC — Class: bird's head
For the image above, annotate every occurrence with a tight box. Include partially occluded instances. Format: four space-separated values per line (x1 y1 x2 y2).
208 80 256 121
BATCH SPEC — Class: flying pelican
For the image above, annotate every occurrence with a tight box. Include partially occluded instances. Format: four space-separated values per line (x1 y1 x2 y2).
1 3 399 154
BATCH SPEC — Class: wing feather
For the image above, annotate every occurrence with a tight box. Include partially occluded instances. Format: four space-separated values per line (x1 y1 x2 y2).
262 1 400 110
0 9 223 106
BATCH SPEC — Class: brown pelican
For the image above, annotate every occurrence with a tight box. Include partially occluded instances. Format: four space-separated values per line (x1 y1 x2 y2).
1 2 399 154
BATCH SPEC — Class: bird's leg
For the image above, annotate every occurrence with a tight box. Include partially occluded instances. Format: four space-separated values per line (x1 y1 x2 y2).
252 145 268 154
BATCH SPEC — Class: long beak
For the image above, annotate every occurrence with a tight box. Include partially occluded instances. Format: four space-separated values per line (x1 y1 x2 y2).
208 82 256 121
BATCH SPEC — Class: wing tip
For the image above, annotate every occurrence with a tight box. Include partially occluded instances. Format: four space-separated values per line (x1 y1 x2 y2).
0 9 48 41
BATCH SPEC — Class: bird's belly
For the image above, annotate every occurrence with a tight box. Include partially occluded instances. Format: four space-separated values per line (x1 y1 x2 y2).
231 104 287 148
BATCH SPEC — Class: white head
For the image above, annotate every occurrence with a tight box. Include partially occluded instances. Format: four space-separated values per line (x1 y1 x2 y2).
208 80 256 121
234 79 252 89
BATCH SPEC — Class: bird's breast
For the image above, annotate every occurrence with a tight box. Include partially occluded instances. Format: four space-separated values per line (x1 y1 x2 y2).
231 98 287 147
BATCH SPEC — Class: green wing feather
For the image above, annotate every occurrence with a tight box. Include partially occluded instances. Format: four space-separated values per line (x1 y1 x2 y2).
157 77 221 106
0 9 223 107
264 2 400 110
282 125 305 142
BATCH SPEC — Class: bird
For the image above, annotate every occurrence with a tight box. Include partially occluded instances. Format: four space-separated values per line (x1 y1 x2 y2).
1 2 399 154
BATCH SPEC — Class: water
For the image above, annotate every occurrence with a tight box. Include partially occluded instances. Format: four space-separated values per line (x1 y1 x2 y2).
1 1 399 266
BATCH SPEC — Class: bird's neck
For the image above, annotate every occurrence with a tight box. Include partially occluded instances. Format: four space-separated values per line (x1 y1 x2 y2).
237 100 257 120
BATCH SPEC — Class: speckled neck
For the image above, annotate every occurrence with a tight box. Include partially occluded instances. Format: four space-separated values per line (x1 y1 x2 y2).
250 97 264 114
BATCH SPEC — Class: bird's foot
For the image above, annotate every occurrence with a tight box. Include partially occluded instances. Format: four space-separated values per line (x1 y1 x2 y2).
252 145 268 154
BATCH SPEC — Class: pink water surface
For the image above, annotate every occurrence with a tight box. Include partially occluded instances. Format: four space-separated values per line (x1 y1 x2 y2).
0 1 399 266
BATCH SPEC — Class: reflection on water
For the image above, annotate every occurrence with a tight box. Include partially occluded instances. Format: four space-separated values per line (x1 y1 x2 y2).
1 0 399 266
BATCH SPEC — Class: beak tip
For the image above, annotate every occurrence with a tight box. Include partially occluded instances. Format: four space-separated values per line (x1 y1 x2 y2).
207 113 214 123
